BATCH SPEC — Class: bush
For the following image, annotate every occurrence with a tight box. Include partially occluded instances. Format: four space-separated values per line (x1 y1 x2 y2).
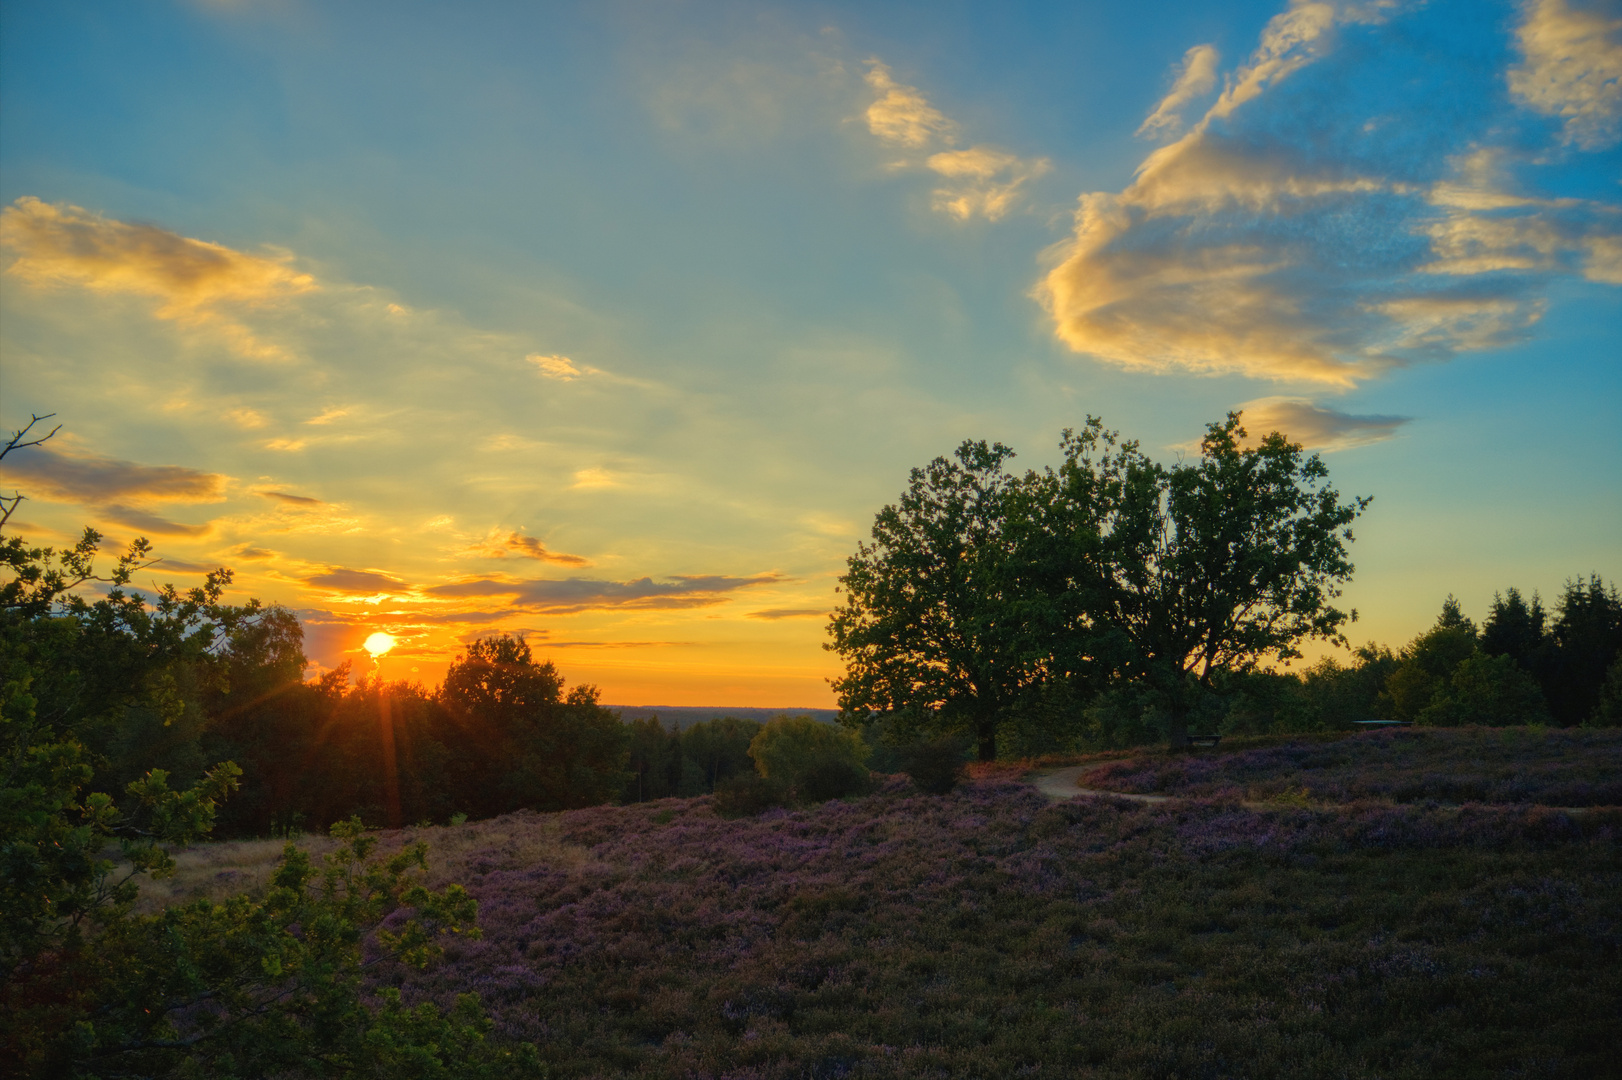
897 736 969 794
710 774 787 817
796 752 874 802
747 716 870 803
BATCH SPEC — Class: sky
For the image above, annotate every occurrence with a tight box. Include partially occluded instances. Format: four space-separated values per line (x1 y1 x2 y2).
1 0 1618 706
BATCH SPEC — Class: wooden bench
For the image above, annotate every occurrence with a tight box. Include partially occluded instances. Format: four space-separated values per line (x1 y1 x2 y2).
1187 734 1222 748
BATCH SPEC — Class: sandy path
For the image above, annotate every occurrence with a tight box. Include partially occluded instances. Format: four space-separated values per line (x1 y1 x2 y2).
1030 765 1174 804
1026 764 1606 815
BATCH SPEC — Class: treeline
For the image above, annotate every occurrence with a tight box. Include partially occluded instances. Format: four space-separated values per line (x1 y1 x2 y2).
1051 578 1621 754
827 415 1622 758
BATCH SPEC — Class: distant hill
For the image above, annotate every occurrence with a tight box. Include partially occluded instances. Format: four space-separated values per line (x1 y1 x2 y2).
606 705 839 730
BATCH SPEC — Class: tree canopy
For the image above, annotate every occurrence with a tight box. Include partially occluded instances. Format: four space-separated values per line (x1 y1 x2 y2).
829 413 1371 750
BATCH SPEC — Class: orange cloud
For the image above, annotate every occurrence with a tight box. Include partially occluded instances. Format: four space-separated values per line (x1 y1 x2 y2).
258 490 324 506
304 567 414 594
464 529 591 566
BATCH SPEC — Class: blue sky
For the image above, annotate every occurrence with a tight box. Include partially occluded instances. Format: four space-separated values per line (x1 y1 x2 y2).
2 0 1618 703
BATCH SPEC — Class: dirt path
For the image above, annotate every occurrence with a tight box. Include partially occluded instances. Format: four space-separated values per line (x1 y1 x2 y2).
1026 764 1606 815
1030 765 1175 804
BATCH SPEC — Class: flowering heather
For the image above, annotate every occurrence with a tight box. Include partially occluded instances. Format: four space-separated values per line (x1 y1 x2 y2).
1078 727 1622 806
369 773 1621 1078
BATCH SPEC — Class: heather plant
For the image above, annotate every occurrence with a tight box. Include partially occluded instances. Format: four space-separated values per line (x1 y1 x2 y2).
1078 726 1622 806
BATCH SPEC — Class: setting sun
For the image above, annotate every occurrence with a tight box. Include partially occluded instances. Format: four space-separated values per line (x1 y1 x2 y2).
363 632 396 658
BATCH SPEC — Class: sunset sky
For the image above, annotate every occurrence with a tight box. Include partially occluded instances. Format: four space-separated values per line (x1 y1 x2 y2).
2 0 1618 706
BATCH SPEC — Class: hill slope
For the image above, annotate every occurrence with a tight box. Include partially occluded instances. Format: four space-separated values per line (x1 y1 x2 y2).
367 760 1619 1078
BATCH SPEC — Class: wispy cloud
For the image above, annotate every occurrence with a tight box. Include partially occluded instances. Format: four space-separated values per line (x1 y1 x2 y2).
1234 396 1410 451
304 567 414 594
0 196 316 360
747 607 828 620
462 529 591 566
1039 0 1622 386
863 61 959 148
258 490 324 506
1 443 227 505
1137 44 1220 138
424 572 780 613
1509 0 1622 150
97 504 214 537
862 60 1049 222
527 353 583 380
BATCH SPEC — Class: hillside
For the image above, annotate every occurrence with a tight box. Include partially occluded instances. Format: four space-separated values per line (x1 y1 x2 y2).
318 729 1619 1079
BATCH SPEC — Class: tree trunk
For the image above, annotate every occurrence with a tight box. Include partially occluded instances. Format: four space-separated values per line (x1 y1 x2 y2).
1164 700 1190 749
976 716 996 762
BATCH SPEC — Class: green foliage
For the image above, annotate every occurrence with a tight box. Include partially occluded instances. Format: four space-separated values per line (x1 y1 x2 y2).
1419 653 1552 727
1545 576 1622 725
710 773 788 817
827 440 1042 761
748 715 871 802
680 716 763 793
5 818 541 1078
439 635 629 817
830 413 1369 754
896 735 970 795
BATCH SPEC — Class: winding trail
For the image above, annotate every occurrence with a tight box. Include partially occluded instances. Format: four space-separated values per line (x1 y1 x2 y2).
1026 764 1606 815
1031 765 1174 804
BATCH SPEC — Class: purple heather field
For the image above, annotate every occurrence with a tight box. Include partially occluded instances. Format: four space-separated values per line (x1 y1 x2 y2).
361 735 1622 1079
1077 727 1622 806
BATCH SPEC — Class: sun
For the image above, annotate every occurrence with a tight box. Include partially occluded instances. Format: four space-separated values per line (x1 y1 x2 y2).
363 632 397 658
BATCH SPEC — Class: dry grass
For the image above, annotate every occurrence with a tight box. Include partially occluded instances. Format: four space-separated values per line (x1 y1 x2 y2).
125 811 598 916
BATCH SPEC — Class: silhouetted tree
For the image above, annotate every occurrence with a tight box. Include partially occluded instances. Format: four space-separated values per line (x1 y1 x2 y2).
1545 576 1622 725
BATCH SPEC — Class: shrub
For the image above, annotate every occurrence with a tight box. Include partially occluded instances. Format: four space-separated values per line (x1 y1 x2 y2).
747 716 870 803
710 774 787 817
795 752 873 802
897 736 969 794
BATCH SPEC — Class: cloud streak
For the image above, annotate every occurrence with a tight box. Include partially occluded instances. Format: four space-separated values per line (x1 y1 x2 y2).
1 197 316 360
425 572 780 613
1137 44 1220 138
1234 396 1410 451
304 567 414 594
463 529 591 566
1038 0 1622 386
1 443 227 505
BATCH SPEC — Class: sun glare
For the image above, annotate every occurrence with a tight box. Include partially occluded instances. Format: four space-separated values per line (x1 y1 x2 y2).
363 632 397 657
